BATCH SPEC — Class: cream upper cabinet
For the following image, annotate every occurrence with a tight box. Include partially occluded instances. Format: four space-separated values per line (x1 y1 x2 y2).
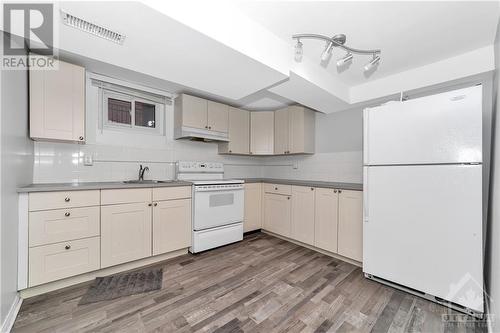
274 108 289 155
175 94 208 130
291 186 315 245
289 106 315 154
153 198 192 255
338 190 363 262
207 101 229 133
314 188 339 254
274 106 316 155
250 111 274 155
29 57 85 142
101 202 152 268
219 107 250 154
244 183 262 232
174 94 229 134
263 192 291 237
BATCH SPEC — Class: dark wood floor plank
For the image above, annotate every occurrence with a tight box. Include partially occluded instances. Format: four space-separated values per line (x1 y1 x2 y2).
13 232 483 333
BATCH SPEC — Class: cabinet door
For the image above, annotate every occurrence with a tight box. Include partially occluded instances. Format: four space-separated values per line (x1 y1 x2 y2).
30 57 85 142
153 199 192 255
101 202 152 268
207 101 229 133
314 188 339 253
263 193 291 237
291 186 315 245
338 190 363 261
181 94 207 129
250 111 274 155
289 106 315 154
227 107 250 154
274 108 289 155
244 183 262 232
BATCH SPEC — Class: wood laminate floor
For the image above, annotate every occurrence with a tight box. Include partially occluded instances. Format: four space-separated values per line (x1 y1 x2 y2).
13 232 486 333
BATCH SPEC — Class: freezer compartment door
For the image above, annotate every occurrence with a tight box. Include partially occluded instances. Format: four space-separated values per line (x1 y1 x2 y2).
363 164 483 313
364 85 482 165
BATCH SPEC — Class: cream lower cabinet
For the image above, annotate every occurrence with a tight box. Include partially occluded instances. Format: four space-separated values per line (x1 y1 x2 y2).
314 188 339 254
29 237 100 287
338 190 363 262
101 202 152 268
153 199 192 255
244 183 262 232
264 192 291 237
291 186 315 245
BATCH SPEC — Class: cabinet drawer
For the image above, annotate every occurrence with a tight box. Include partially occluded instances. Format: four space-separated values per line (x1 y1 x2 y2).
101 188 151 205
29 207 100 247
29 190 100 211
153 186 191 201
264 183 292 196
29 237 100 287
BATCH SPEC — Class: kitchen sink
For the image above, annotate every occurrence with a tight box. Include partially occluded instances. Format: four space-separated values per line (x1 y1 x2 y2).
122 180 174 184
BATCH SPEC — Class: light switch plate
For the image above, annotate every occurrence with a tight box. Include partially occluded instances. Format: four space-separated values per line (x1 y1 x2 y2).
293 161 298 169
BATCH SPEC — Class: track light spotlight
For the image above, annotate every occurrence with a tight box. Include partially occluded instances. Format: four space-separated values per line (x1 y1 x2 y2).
321 42 334 62
336 53 353 67
364 55 381 72
294 40 303 62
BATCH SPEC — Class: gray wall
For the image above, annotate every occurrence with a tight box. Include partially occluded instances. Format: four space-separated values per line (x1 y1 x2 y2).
0 34 34 327
261 108 363 183
487 15 500 332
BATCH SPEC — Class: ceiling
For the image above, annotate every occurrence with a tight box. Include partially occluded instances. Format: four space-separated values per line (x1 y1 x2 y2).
36 1 500 113
237 1 499 86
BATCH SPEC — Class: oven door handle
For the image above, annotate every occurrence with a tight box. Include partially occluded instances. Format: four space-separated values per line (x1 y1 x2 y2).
194 187 244 193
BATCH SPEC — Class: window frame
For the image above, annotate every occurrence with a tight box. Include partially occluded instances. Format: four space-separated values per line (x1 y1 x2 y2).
101 89 164 136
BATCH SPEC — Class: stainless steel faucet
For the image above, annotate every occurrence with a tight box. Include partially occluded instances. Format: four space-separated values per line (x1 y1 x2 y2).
138 165 149 181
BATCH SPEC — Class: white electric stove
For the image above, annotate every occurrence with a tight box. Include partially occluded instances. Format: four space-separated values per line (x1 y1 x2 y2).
176 161 244 253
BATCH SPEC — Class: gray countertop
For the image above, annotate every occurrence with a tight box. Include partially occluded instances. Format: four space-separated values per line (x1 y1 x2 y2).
243 178 363 191
18 178 362 193
17 181 193 193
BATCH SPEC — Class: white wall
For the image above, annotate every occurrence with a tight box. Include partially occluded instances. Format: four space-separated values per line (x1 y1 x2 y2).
487 15 500 333
0 35 34 328
261 108 363 183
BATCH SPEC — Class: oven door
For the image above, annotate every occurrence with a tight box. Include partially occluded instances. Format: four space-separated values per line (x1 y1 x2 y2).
193 184 244 231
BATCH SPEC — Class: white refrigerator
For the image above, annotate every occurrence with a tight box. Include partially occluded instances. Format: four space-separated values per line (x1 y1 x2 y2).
363 85 484 316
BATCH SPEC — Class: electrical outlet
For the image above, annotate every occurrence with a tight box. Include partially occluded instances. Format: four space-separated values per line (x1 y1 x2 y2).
293 161 299 169
83 154 93 166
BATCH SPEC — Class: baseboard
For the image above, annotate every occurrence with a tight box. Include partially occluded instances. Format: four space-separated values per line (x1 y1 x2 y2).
261 230 362 267
1 294 22 333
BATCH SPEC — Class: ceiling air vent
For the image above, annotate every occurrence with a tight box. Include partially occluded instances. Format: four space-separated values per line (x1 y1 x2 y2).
61 10 125 45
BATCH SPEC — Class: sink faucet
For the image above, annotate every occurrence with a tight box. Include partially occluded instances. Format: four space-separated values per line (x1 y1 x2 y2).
138 165 149 181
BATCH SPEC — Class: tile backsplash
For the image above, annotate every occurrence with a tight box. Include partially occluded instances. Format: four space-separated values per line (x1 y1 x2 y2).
33 141 363 184
33 141 265 183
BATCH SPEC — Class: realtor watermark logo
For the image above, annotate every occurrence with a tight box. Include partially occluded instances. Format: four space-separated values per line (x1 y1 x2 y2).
2 3 58 70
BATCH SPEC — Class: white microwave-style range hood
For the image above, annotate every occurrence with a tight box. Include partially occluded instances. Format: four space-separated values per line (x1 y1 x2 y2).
174 126 229 142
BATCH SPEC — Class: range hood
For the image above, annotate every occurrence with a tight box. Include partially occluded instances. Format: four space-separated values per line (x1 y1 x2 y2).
174 126 229 142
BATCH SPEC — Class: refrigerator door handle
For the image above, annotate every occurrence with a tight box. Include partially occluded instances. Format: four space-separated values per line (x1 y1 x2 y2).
363 168 369 223
363 108 369 164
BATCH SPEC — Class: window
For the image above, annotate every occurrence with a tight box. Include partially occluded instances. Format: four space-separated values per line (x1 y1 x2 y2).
101 89 164 135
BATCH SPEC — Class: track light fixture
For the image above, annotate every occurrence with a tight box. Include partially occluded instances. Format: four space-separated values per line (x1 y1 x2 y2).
292 33 381 72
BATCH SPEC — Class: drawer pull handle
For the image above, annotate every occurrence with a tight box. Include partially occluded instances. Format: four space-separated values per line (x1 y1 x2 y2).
287 196 290 200
154 202 158 207
311 188 314 191
334 189 338 193
64 197 70 202
65 245 71 250
338 190 342 193
65 212 70 217
148 203 152 207
275 187 278 190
